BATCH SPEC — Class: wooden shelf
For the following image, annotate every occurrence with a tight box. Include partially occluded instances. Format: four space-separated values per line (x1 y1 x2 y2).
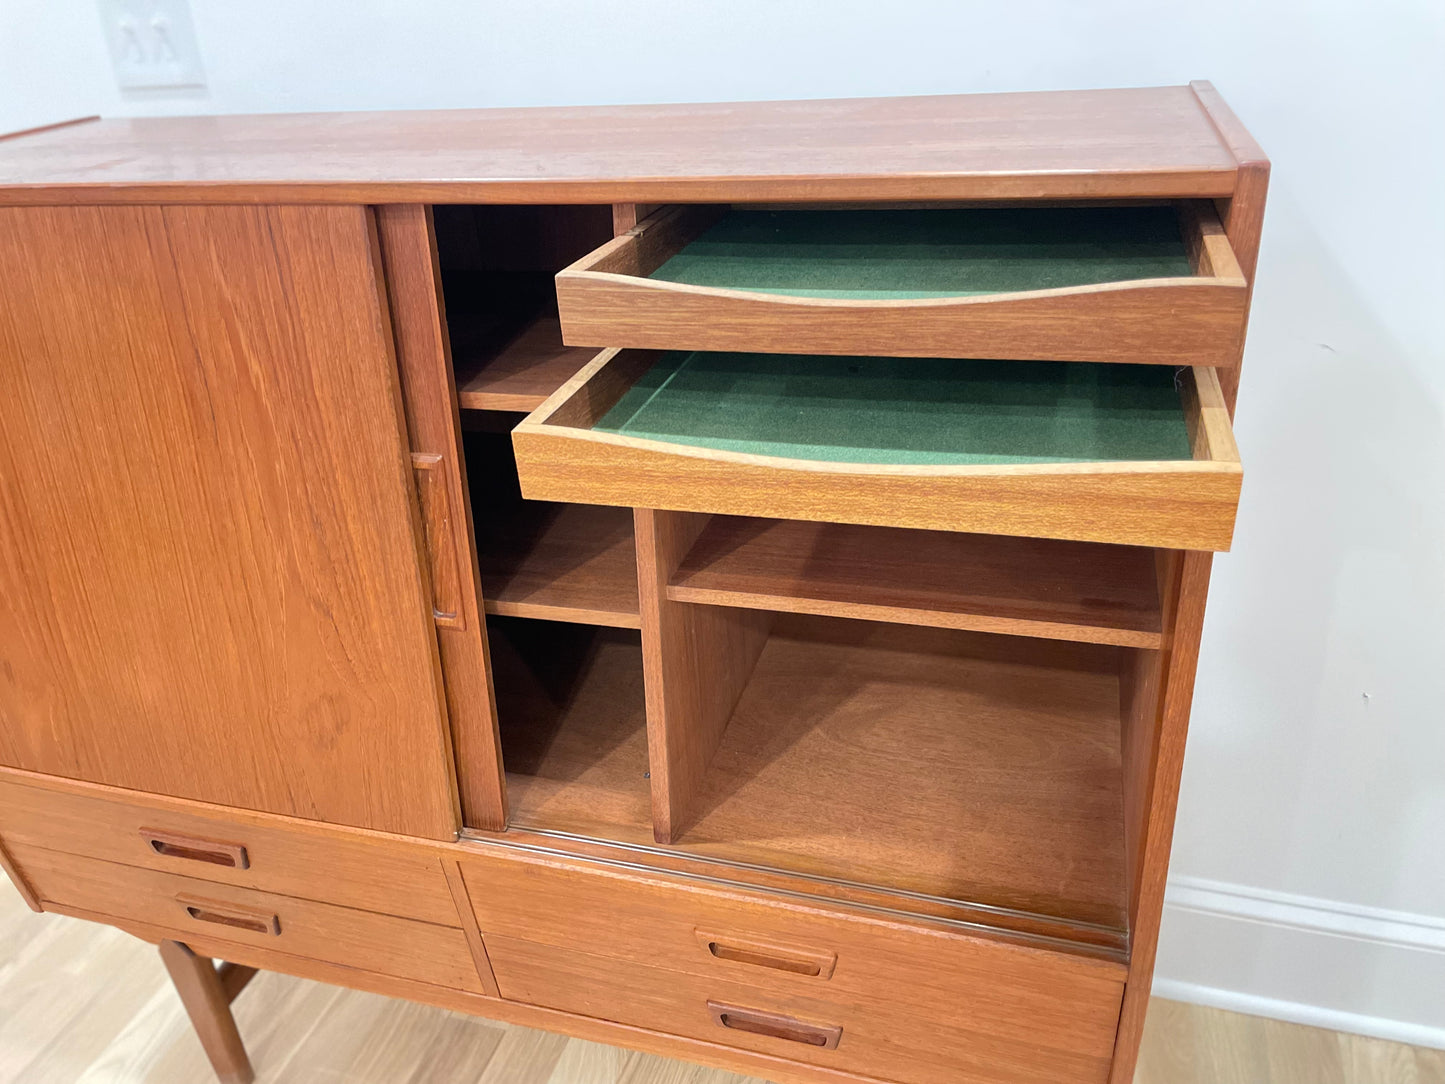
489 619 653 842
670 616 1129 932
670 517 1162 648
491 610 1127 934
454 312 597 413
479 502 640 628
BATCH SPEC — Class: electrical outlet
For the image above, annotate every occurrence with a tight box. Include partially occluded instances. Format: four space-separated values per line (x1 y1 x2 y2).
97 0 206 90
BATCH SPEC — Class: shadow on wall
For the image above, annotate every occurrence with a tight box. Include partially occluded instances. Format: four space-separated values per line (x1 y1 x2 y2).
1164 178 1445 1020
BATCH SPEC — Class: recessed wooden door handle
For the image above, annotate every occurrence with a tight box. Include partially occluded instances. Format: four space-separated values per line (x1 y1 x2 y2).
411 452 463 629
706 1001 842 1049
696 930 837 978
140 829 249 869
177 895 281 936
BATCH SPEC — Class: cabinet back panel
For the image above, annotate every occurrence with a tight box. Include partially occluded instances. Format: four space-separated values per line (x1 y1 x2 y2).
0 204 458 838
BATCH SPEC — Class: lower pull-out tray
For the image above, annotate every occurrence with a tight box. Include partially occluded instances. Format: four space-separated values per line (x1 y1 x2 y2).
512 350 1241 550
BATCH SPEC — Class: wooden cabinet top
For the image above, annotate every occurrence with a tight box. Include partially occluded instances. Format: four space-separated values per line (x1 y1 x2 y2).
0 82 1263 205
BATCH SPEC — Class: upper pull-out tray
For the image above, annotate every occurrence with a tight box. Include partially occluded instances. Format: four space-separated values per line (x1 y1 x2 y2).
512 350 1242 551
555 204 1248 367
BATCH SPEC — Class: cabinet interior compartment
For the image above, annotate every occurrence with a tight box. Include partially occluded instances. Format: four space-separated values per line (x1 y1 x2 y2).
434 204 612 412
462 423 639 628
488 615 651 843
652 608 1130 940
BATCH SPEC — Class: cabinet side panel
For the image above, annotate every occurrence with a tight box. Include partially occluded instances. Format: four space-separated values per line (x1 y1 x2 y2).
1108 550 1214 1083
0 204 457 838
1190 81 1270 413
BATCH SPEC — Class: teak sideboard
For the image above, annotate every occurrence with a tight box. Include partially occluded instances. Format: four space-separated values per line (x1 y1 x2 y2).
0 83 1267 1084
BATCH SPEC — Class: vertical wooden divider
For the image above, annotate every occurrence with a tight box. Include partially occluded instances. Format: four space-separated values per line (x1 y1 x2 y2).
609 203 772 843
634 509 773 844
612 203 661 235
375 204 508 832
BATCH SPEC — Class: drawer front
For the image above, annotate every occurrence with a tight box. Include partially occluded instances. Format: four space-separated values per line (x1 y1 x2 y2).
488 934 1113 1084
457 848 1123 1070
0 775 459 927
513 351 1242 552
555 203 1247 368
12 844 484 993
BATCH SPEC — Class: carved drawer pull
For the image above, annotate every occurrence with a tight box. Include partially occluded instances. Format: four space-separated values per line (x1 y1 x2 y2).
696 929 837 978
707 1000 842 1049
178 895 280 936
141 829 249 869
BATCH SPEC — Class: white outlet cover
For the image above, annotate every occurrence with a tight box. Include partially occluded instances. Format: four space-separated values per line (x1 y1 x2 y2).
97 0 206 90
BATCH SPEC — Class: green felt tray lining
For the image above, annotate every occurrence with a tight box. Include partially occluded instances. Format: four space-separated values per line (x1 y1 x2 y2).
592 352 1194 466
647 207 1195 299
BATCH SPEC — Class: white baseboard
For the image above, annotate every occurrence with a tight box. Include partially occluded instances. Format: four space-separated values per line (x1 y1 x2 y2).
1157 875 1445 1050
1152 978 1445 1051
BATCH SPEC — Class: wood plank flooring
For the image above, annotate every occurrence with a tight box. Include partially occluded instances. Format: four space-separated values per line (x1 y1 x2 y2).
1 878 1440 1083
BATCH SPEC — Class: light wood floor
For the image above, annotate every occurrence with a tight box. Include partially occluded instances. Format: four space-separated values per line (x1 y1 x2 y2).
2 878 1440 1083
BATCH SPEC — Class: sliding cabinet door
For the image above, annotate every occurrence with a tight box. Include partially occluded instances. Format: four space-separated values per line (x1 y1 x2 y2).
0 204 459 838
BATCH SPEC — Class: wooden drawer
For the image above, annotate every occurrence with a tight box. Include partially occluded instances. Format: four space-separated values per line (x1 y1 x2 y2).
457 848 1123 1069
555 203 1247 367
512 349 1242 550
11 844 484 992
0 774 459 927
488 934 1115 1084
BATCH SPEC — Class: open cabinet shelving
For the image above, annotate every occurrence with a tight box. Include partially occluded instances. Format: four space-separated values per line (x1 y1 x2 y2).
432 196 1235 969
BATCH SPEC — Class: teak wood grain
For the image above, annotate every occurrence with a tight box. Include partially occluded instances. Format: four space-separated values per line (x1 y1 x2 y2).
479 502 642 628
634 510 772 843
0 832 40 911
157 940 255 1084
513 355 1243 551
556 202 1247 367
0 87 1239 205
485 934 1117 1084
657 618 1129 931
669 517 1163 648
466 827 1125 955
61 907 906 1084
454 313 599 412
14 844 485 993
441 857 503 998
480 617 1130 941
0 770 462 927
0 115 100 143
0 203 458 838
1109 551 1216 1084
488 622 653 841
1191 80 1270 414
456 843 1125 998
375 203 507 831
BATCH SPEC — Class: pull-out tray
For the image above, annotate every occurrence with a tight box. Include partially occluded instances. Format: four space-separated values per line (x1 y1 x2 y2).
555 204 1247 366
512 351 1242 550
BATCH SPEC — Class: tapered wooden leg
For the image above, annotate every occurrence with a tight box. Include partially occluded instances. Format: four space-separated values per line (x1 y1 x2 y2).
158 940 256 1084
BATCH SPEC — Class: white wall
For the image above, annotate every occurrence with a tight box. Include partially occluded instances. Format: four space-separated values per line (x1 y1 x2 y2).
4 0 1443 1046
